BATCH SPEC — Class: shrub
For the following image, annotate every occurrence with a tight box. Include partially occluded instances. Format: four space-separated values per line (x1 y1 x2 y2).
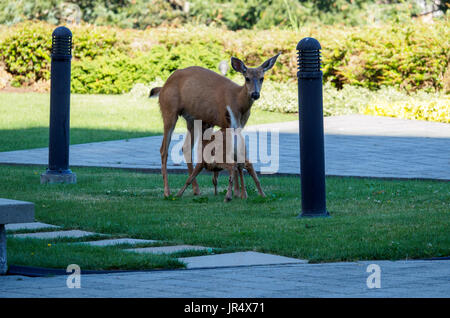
1 21 449 93
443 65 450 94
71 24 129 60
254 80 297 113
141 21 450 91
71 51 165 94
0 21 52 86
71 41 227 94
363 98 450 123
255 82 387 116
327 22 450 91
255 81 449 124
0 21 128 87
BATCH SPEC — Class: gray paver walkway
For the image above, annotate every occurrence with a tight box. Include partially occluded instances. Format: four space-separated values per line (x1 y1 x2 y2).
0 260 448 297
0 115 448 180
179 252 307 269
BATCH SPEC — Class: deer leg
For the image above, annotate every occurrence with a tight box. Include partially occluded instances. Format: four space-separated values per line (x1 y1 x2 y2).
160 116 178 197
238 166 248 199
224 167 235 202
245 160 265 197
183 120 201 195
177 163 204 197
212 171 219 195
233 172 240 197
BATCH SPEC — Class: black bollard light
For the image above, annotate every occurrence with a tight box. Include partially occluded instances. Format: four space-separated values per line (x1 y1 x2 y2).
40 26 76 184
297 37 328 218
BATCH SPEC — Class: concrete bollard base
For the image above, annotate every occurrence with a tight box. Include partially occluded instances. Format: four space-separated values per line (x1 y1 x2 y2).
40 171 77 184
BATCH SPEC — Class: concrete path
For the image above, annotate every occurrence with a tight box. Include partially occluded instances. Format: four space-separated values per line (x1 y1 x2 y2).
0 260 448 297
12 230 100 239
6 222 59 231
179 252 307 269
127 245 211 255
0 115 449 180
76 238 158 247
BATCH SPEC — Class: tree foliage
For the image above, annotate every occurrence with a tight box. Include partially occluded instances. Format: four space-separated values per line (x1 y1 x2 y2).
0 0 440 29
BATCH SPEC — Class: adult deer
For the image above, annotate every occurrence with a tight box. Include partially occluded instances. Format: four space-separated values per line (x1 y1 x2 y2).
150 53 280 197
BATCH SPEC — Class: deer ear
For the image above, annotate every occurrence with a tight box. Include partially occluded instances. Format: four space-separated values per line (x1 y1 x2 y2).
260 53 281 72
231 57 247 73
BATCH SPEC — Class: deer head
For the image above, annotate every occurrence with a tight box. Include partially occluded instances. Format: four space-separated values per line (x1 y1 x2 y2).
231 53 281 101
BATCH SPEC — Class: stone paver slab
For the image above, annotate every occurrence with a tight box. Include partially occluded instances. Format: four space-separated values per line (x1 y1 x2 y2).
126 245 210 255
6 222 59 231
12 230 100 239
76 238 158 247
0 198 34 224
178 251 307 269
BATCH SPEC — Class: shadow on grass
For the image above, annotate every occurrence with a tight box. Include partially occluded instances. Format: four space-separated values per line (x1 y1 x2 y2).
0 127 163 152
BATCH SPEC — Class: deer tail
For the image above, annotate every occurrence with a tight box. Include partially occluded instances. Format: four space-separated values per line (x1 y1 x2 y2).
149 87 162 98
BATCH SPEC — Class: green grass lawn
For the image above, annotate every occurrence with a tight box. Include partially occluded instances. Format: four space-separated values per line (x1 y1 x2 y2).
8 238 185 271
3 165 449 271
0 92 297 152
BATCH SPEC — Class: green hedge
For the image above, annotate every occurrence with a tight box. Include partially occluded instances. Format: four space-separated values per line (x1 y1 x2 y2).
71 41 227 94
0 22 52 86
0 21 128 86
0 20 449 94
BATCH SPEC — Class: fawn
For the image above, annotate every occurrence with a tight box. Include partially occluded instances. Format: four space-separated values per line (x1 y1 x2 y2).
176 107 265 202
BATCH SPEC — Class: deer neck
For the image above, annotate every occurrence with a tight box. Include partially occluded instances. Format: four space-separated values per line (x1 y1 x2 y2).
237 85 253 113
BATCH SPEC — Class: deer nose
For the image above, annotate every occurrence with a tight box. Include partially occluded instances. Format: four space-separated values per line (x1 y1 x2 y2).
251 92 260 100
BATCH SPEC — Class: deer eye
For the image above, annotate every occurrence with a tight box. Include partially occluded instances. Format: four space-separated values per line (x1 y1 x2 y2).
245 77 250 82
260 78 264 83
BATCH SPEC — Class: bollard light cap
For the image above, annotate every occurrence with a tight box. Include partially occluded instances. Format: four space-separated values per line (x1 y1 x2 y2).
52 26 72 38
297 37 322 78
52 26 72 60
296 37 321 51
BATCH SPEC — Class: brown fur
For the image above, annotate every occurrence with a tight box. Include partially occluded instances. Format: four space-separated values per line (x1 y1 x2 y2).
176 126 265 202
153 54 280 197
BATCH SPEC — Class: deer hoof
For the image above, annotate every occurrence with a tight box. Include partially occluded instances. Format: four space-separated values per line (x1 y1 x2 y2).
224 196 232 203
